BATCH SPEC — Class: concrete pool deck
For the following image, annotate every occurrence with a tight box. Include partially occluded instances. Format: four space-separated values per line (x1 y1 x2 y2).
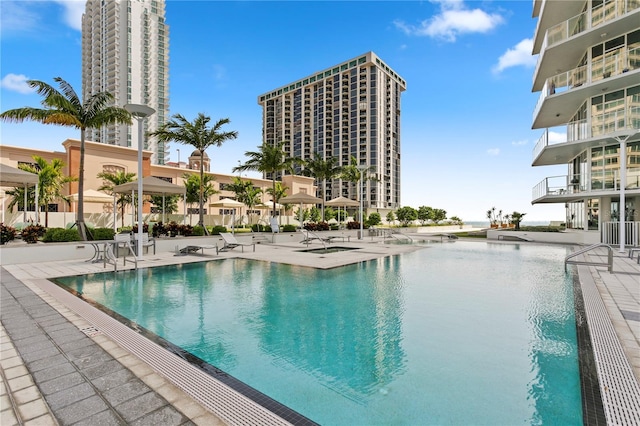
1 238 639 425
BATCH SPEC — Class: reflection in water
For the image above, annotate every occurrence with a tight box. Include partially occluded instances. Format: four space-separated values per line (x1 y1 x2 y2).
54 243 582 425
256 256 406 400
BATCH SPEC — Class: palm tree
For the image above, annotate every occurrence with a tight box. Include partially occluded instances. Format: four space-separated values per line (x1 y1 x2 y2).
233 142 298 218
96 170 136 228
149 114 237 231
301 153 342 221
265 181 289 225
340 156 377 203
11 156 76 227
0 77 131 240
182 173 218 225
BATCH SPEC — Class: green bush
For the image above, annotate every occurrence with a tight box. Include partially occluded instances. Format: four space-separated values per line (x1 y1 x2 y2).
91 228 115 241
192 225 205 236
42 228 82 243
281 224 297 232
251 224 272 232
210 225 227 235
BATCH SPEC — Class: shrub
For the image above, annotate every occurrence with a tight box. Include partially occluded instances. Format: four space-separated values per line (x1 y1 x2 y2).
152 222 166 237
210 225 228 235
91 228 115 241
21 224 46 243
192 225 205 236
0 223 17 244
346 221 369 230
178 224 193 236
281 224 297 232
366 212 381 227
251 224 272 232
304 222 330 231
132 223 149 233
42 228 82 242
166 221 180 236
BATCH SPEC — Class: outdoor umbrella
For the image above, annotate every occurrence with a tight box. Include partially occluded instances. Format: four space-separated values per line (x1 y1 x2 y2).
113 176 186 235
326 196 359 225
279 192 323 226
0 163 39 223
69 189 112 204
209 198 245 234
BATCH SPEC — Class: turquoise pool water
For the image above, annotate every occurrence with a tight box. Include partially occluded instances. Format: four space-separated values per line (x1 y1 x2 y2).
56 241 582 425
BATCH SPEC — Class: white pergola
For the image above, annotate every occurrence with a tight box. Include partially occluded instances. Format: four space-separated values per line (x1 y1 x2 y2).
0 163 39 224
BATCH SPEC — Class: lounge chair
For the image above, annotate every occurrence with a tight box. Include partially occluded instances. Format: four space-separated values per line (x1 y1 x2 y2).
220 232 255 252
177 244 218 256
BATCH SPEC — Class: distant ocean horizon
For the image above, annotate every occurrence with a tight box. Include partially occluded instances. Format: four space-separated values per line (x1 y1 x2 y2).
464 220 561 228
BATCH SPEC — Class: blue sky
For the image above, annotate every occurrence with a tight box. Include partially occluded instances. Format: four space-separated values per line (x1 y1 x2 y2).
0 0 567 222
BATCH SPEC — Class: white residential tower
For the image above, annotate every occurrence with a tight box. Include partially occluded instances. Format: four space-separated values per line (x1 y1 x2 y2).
82 0 170 164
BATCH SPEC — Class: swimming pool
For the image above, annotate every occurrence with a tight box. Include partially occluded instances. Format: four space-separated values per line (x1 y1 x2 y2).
55 241 582 424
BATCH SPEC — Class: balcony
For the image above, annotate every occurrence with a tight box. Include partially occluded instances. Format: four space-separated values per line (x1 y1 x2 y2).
533 47 640 127
533 2 640 91
533 107 640 165
532 167 640 203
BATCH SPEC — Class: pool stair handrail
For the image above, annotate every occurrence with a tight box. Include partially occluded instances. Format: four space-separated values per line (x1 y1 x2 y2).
300 229 328 248
102 236 138 271
379 229 413 242
565 243 613 272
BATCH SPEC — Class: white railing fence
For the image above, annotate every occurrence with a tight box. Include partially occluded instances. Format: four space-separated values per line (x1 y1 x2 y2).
601 221 640 246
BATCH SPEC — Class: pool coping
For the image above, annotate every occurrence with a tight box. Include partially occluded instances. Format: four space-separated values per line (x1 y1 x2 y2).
2 239 640 424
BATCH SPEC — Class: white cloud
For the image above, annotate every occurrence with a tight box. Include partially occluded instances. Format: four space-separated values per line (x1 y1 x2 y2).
548 131 567 144
487 148 500 156
0 1 83 35
512 139 528 146
53 0 85 31
393 0 503 42
0 74 35 94
0 1 40 34
493 38 537 74
212 64 226 81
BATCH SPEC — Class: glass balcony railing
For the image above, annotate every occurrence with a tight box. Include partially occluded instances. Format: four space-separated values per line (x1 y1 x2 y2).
533 167 640 201
542 0 639 52
534 47 640 121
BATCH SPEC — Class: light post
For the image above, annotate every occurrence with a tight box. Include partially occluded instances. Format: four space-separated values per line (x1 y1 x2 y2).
357 165 367 240
124 104 155 260
177 148 180 168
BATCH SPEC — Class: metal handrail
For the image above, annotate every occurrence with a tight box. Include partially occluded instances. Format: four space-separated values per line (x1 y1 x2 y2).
378 229 413 242
565 243 613 272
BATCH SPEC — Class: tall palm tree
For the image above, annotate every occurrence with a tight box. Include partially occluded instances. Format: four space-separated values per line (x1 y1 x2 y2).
96 170 136 228
0 77 131 240
301 153 342 220
149 114 237 231
12 156 76 227
265 181 289 225
183 173 218 225
340 156 378 219
233 142 298 218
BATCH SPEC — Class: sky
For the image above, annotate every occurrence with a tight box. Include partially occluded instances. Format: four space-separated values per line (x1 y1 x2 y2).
0 0 568 222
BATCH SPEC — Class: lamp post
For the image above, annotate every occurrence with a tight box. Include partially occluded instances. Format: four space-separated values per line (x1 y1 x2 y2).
124 103 155 260
177 148 180 168
357 165 367 240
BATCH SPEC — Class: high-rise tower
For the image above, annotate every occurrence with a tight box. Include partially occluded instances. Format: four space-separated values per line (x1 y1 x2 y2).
82 0 170 164
530 0 639 243
258 52 406 210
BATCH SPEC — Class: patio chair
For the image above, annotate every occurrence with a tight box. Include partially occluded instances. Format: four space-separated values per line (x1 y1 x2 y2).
133 232 156 255
220 232 256 252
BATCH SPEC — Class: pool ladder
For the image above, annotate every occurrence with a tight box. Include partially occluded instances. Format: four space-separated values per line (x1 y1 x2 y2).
564 243 613 272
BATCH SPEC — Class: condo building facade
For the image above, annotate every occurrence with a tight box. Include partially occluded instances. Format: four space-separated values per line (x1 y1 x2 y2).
531 0 640 244
257 52 406 211
82 0 170 165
